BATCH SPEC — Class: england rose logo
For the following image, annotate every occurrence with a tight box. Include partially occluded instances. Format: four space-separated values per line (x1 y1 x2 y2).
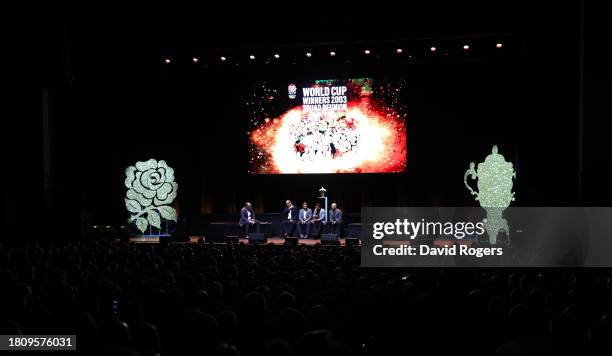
124 159 178 233
288 84 297 99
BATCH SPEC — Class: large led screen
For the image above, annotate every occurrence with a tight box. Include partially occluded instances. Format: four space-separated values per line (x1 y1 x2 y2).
247 78 407 174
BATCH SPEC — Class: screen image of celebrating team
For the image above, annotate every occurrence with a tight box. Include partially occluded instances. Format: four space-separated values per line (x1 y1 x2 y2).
247 78 407 174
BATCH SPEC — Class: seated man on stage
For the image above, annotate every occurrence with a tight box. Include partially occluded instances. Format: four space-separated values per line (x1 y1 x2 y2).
311 202 327 238
297 202 312 239
239 201 259 237
281 200 299 237
328 202 343 236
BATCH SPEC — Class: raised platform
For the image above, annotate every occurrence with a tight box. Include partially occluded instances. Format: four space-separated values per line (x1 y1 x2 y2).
193 213 363 240
129 235 360 246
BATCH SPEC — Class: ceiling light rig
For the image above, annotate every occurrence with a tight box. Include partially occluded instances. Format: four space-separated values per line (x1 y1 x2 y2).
160 37 508 70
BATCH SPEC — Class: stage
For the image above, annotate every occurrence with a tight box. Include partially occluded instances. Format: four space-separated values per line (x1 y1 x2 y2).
129 235 360 246
127 236 479 247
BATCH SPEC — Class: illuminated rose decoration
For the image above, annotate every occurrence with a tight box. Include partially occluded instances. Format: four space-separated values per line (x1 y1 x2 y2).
125 159 178 233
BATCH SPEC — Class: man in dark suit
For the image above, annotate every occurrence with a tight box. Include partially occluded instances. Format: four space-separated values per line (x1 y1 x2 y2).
297 202 312 239
239 202 259 237
310 202 327 238
281 200 299 237
328 202 343 236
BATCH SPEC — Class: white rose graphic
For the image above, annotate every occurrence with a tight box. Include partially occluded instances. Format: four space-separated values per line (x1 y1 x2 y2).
125 159 178 233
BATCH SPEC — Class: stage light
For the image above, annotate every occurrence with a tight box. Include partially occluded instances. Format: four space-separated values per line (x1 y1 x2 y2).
249 54 255 60
430 46 437 52
496 42 503 48
364 49 371 55
396 48 403 54
463 45 470 50
164 58 171 64
273 53 280 59
329 51 336 57
305 52 312 58
192 57 199 63
220 56 227 62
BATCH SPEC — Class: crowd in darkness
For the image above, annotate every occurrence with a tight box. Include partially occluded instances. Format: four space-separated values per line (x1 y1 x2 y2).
1 240 612 355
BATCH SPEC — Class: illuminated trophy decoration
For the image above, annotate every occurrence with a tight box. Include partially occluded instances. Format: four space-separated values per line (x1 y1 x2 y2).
125 159 178 234
464 146 515 244
318 187 328 215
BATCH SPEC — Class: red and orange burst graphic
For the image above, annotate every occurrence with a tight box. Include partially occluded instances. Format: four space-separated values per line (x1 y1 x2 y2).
250 98 406 174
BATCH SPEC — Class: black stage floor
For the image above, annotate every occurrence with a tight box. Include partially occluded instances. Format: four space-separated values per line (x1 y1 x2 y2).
129 236 360 245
